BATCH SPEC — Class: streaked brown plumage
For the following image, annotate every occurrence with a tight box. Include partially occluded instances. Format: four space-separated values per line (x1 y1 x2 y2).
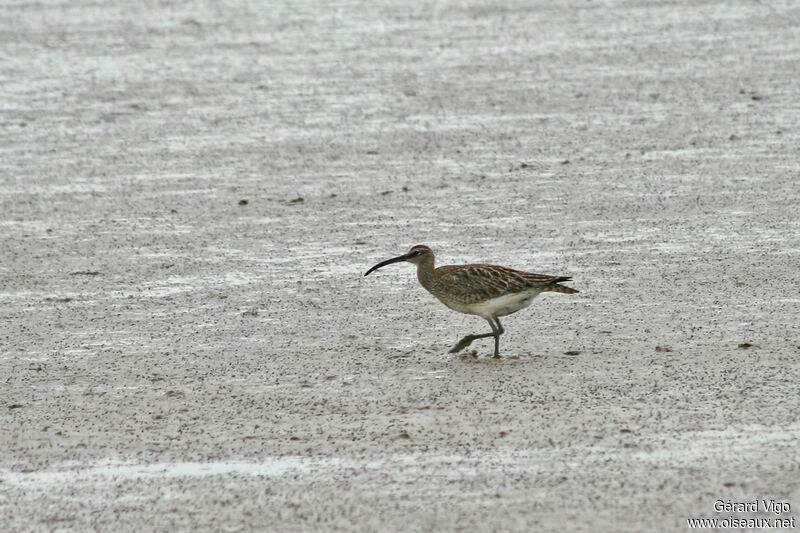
364 244 578 358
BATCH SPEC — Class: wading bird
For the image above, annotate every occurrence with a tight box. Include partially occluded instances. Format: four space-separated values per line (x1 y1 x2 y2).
364 245 578 358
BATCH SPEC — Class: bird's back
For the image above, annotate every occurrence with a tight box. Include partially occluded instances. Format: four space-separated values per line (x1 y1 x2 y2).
429 264 577 305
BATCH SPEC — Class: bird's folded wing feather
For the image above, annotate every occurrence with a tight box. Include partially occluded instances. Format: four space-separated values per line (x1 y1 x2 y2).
432 264 562 305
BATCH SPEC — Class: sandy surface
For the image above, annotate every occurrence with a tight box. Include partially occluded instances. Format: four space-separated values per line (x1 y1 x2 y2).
2 0 800 531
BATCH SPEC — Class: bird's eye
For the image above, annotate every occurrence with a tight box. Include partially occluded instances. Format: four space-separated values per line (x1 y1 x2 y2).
412 250 420 256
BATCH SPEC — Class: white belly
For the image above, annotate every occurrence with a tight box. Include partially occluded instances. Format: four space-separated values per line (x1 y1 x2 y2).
442 290 542 320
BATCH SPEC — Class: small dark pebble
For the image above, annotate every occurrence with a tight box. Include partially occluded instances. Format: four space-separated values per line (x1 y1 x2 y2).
723 482 736 487
751 95 762 101
729 134 738 141
8 404 23 409
380 190 393 195
396 431 411 440
289 197 304 204
563 350 580 356
738 342 753 349
655 346 672 352
365 150 379 155
561 159 570 165
238 199 248 205
402 185 409 192
520 162 530 168
45 297 72 303
242 309 259 317
69 271 100 276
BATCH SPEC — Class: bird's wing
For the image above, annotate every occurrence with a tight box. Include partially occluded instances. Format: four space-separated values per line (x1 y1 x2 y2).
432 264 556 305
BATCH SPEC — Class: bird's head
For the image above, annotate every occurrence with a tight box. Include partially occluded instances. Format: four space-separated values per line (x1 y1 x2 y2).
364 244 433 276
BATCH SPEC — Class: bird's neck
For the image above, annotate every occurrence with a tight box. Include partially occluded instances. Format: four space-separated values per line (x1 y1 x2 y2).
415 257 436 293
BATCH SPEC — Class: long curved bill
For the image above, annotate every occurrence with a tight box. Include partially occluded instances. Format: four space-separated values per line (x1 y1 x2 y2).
364 254 409 276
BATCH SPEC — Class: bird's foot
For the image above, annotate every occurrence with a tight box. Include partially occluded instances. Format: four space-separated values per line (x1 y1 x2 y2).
449 335 477 353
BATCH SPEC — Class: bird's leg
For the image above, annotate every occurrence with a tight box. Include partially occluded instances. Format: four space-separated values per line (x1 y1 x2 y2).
491 318 505 358
449 332 494 353
449 319 501 355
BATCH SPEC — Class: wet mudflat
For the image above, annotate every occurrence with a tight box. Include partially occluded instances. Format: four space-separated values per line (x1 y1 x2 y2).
2 1 800 531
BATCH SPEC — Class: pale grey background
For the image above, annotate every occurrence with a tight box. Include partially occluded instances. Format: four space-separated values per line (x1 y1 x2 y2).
2 1 799 531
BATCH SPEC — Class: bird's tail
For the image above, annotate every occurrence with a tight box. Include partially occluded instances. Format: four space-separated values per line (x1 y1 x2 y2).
546 277 579 294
